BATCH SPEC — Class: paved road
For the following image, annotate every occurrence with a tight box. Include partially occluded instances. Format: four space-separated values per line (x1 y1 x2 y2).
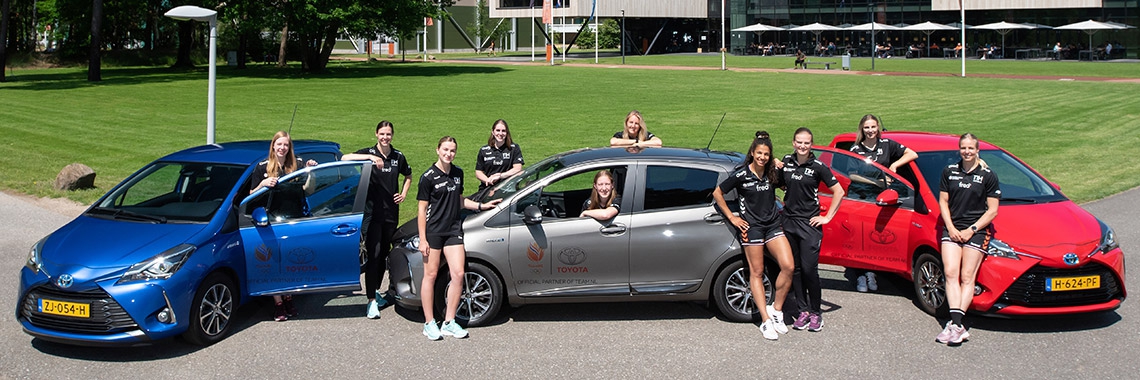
1 189 1136 379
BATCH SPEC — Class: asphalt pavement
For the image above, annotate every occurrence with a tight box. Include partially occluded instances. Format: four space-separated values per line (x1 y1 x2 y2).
1 188 1137 379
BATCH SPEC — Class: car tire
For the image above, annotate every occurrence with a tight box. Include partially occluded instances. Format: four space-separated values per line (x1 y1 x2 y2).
434 262 504 327
712 259 772 322
182 273 237 345
912 252 949 317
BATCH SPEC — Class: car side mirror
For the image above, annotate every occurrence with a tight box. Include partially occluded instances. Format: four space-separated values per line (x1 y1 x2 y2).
523 205 543 225
876 189 900 206
252 207 270 227
1050 181 1062 191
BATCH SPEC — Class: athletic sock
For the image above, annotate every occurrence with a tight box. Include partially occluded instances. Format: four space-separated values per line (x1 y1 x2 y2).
949 309 965 327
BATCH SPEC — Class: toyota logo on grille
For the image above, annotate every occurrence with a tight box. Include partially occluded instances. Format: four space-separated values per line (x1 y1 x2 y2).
1063 253 1079 266
56 274 74 289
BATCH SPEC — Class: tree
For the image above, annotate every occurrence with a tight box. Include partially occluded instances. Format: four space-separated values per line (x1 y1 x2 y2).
1 0 10 82
87 0 101 81
281 0 452 73
598 19 619 49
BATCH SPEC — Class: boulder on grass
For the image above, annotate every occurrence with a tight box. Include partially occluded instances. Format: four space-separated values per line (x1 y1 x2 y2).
55 163 97 191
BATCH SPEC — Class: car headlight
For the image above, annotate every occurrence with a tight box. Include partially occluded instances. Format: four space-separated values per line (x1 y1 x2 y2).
403 235 420 251
1097 220 1119 254
117 244 196 284
26 237 47 274
986 239 1020 260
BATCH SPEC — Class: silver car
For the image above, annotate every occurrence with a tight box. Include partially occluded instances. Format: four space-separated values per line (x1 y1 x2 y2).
388 147 775 326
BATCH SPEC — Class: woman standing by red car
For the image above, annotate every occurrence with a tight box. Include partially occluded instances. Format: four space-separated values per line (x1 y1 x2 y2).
936 133 1000 344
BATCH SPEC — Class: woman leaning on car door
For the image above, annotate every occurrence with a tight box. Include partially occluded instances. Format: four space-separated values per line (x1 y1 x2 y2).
935 133 1000 345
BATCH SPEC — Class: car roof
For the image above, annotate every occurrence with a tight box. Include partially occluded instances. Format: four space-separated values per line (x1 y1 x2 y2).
158 140 341 165
555 147 745 167
830 131 999 152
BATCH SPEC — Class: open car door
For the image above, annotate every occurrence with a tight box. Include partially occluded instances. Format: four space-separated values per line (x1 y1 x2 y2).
238 161 371 296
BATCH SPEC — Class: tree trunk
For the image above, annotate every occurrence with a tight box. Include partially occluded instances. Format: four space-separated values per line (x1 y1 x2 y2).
314 23 339 72
87 0 103 82
276 23 288 67
0 0 10 82
237 31 247 69
173 21 194 68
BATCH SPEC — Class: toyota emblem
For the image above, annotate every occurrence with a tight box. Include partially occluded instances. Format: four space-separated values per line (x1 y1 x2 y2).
1063 253 1079 266
56 274 74 289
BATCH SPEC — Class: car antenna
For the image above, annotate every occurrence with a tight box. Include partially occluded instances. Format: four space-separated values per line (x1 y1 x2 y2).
705 112 727 151
287 104 298 135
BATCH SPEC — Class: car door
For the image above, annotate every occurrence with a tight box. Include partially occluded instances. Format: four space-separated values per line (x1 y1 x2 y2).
627 162 733 294
813 147 916 274
506 164 632 298
238 161 370 296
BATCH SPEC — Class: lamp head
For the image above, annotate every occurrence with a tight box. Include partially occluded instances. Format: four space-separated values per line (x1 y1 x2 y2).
164 5 217 23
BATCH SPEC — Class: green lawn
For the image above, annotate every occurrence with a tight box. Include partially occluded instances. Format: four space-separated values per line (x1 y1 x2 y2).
2 59 1137 222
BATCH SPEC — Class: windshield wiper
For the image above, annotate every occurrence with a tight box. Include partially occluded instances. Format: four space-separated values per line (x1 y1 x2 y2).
1001 197 1038 204
88 207 168 223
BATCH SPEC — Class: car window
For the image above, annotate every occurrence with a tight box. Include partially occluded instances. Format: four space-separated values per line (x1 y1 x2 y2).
92 162 245 223
244 164 363 222
818 149 914 208
913 150 1066 204
512 166 626 220
644 165 719 210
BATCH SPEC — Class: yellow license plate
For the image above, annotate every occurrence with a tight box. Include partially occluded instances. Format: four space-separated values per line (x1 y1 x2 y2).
39 299 90 318
1046 275 1100 292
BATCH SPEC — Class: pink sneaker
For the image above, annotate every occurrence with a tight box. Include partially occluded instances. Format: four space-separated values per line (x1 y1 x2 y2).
935 322 953 343
792 311 811 330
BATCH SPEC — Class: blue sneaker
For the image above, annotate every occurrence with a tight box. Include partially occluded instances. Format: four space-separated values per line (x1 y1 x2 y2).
374 291 390 308
440 320 469 339
423 320 442 340
365 300 380 319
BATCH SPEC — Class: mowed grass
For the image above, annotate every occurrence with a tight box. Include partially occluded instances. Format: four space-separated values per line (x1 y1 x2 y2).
2 60 1137 222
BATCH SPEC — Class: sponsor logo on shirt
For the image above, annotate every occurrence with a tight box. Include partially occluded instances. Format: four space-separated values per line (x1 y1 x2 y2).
972 175 984 183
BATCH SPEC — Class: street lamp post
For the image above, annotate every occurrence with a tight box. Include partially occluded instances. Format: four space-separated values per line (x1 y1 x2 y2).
165 5 218 145
621 9 625 64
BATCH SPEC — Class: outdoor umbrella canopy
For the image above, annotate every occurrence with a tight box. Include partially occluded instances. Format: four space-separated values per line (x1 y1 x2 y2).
1020 23 1053 29
903 21 958 56
846 22 900 31
733 23 784 32
974 21 1034 57
1056 20 1126 50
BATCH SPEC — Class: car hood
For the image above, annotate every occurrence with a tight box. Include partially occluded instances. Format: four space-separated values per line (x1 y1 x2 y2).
994 201 1101 262
43 216 209 270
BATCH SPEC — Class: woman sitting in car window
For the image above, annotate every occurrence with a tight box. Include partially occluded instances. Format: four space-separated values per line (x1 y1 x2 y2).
580 170 621 221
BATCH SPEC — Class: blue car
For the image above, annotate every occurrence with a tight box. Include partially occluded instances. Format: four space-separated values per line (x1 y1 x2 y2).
17 140 374 346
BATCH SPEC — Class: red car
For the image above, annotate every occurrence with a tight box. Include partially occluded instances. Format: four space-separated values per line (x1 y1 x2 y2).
806 131 1125 316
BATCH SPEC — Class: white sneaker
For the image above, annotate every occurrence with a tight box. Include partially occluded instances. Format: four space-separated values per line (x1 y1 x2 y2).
767 305 788 334
760 319 779 340
856 275 869 292
866 272 878 292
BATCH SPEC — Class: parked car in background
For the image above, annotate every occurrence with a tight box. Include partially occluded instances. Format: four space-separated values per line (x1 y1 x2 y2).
820 131 1125 316
387 147 779 326
17 141 375 346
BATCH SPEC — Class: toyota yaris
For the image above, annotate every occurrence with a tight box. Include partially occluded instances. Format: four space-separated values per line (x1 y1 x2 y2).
820 131 1125 316
17 141 375 346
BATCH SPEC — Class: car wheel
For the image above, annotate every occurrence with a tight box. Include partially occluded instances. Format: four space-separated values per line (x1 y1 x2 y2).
182 273 236 345
435 262 504 327
912 252 949 317
712 259 771 322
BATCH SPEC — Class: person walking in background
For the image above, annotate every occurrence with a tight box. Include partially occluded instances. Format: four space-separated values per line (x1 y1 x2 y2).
475 119 524 191
849 114 918 292
342 120 413 319
781 128 844 332
712 131 795 340
935 133 1000 345
610 110 662 148
417 136 501 340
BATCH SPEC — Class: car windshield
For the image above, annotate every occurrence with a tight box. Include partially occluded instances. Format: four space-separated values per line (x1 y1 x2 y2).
477 155 566 203
89 162 246 223
913 150 1067 204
